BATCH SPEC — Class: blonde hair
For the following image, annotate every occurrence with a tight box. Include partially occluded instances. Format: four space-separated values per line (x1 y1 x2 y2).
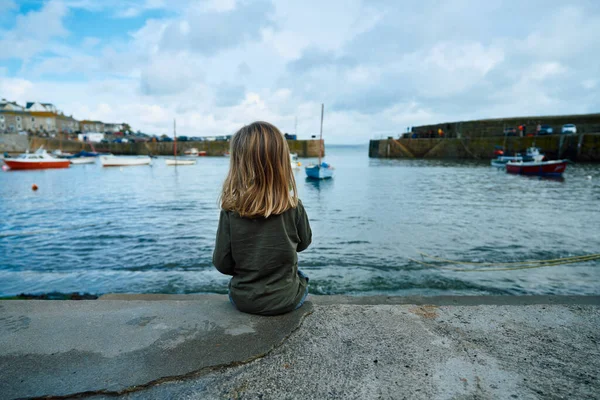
220 121 298 218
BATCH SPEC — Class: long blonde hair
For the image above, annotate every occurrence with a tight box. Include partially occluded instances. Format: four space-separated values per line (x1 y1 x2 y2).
220 121 298 218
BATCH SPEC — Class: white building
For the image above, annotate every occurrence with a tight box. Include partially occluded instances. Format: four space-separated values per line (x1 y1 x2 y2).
78 133 105 143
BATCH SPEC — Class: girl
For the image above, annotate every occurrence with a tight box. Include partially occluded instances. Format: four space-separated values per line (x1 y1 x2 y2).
213 121 312 316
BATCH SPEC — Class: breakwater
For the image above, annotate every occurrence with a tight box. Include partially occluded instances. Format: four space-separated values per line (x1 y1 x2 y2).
370 133 600 161
24 137 324 157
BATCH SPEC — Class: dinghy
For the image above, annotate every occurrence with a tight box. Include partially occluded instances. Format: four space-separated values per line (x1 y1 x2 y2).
166 119 196 166
305 104 334 179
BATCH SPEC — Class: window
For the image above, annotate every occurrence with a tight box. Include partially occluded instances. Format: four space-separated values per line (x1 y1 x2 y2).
0 115 4 121
16 116 21 122
31 117 35 122
1 123 5 129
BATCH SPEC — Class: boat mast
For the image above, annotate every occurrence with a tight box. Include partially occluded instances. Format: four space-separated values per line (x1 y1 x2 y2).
319 103 324 166
173 118 177 162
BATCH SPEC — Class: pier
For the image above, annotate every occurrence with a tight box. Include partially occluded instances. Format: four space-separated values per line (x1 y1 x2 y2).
1 295 598 399
0 136 325 158
370 113 600 161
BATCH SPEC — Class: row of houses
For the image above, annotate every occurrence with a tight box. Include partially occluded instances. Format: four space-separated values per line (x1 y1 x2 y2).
0 99 125 135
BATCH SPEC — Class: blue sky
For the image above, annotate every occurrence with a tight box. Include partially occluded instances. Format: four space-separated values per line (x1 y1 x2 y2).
1 0 599 142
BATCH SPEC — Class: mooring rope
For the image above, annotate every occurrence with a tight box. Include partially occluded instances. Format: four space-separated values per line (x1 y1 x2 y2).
419 252 600 267
410 252 600 272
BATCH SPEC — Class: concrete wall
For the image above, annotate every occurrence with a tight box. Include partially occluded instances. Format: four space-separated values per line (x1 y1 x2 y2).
408 113 600 139
0 134 28 152
369 133 600 162
28 138 325 158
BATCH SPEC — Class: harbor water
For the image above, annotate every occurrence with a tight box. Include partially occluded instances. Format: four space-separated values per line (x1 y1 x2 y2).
1 146 599 297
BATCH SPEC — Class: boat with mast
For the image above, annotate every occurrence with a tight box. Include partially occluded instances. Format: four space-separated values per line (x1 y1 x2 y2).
166 119 196 166
305 103 334 179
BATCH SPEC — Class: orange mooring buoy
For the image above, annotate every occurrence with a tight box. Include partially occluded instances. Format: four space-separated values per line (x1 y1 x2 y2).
32 184 38 191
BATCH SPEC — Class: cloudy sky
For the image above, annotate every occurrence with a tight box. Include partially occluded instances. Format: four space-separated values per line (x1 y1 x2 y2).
1 0 599 143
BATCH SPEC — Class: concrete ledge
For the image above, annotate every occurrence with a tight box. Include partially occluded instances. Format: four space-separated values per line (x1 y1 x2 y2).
1 296 599 399
0 297 312 399
100 293 600 306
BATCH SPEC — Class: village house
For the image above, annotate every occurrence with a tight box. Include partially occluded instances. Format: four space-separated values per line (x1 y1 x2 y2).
56 113 79 135
0 100 28 133
25 102 59 133
104 123 123 133
79 120 105 133
1 98 131 137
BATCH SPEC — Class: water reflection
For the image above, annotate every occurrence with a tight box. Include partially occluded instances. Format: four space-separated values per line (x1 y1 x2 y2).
304 177 334 193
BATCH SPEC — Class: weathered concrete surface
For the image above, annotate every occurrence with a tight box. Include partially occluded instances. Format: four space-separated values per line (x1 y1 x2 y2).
0 297 312 399
1 296 599 400
0 134 28 153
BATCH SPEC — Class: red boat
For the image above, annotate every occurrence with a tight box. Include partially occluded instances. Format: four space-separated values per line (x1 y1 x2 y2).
506 160 567 177
3 148 70 170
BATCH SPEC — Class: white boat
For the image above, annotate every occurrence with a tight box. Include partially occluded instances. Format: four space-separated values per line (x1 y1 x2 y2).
70 157 96 165
305 104 334 180
290 153 301 169
184 148 206 156
166 119 196 166
165 159 196 166
100 156 151 167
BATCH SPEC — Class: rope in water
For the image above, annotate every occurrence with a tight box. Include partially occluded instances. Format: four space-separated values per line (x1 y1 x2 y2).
411 252 600 272
419 252 600 267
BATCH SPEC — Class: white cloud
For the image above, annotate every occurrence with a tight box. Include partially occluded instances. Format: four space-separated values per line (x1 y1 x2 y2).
1 0 599 143
0 0 68 60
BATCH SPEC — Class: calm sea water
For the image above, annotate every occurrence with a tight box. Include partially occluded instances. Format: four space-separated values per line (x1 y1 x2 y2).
1 145 599 297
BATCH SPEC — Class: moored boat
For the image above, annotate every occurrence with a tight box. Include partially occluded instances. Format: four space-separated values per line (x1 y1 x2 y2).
305 162 334 179
166 119 196 166
165 159 196 166
491 147 544 168
506 160 568 177
100 156 151 167
3 148 70 170
305 103 334 180
183 148 206 156
70 157 96 165
290 153 301 169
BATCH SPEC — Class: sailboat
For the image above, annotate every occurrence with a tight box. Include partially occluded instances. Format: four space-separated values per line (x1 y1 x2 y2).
305 104 334 179
166 119 196 166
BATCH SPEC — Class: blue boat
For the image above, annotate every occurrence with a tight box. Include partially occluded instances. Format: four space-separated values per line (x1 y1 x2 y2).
305 162 334 179
305 103 334 180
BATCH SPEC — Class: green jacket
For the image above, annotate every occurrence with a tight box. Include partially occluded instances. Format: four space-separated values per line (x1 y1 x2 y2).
213 200 312 315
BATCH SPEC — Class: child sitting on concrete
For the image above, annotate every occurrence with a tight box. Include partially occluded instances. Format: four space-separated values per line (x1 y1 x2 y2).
213 121 311 315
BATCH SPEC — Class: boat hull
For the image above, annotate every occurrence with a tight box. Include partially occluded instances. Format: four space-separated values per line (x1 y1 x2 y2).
305 165 334 179
165 159 196 166
100 156 151 167
3 159 70 170
506 160 567 177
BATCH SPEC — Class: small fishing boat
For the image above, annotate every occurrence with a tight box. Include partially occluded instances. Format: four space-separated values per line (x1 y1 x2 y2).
306 162 334 179
491 147 544 168
166 119 197 166
100 155 151 167
184 148 206 156
3 147 70 170
506 160 568 177
305 104 334 179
